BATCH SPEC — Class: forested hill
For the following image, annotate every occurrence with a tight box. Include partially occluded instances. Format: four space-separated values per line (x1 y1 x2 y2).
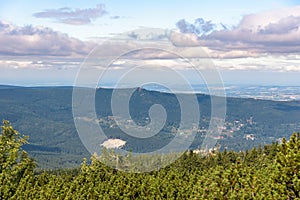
1 121 299 199
0 85 300 169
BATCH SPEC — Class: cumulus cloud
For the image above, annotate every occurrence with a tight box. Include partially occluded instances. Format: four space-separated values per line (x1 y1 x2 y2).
259 15 300 35
169 31 201 47
176 18 215 36
174 6 300 56
208 6 300 53
33 4 107 25
0 20 94 57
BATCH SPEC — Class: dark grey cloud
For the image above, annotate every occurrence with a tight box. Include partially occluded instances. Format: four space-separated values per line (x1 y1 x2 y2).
33 4 107 25
0 21 94 57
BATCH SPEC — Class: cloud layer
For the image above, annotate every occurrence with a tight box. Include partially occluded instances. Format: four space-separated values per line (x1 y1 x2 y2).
174 6 300 56
1 5 300 74
0 20 94 57
34 4 107 25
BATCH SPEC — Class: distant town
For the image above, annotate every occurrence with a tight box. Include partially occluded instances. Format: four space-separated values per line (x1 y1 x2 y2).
138 84 300 101
97 115 300 146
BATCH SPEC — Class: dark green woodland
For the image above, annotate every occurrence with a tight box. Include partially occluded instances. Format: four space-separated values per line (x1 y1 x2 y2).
1 120 299 199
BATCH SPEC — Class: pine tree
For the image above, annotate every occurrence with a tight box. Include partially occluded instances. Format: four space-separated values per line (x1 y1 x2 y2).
272 133 300 199
0 120 35 199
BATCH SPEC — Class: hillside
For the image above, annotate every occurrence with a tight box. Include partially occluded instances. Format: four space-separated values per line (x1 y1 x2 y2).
0 86 300 168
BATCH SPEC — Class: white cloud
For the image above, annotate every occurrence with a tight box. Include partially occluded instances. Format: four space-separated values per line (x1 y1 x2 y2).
2 4 300 75
0 57 81 70
0 20 94 57
33 4 107 25
207 6 300 53
213 55 300 72
173 5 300 56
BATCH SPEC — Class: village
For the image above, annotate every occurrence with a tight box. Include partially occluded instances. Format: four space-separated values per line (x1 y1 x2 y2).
97 115 259 141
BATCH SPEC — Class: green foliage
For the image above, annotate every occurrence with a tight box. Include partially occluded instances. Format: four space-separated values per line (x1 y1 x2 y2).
0 120 35 199
272 133 300 199
1 123 300 199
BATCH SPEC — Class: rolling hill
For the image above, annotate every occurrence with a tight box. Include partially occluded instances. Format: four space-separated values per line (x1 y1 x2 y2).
0 85 300 168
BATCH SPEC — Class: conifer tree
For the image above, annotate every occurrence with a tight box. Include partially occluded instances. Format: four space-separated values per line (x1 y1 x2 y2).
0 120 35 199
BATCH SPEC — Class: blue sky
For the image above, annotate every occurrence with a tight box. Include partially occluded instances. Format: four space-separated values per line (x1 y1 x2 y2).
0 0 300 86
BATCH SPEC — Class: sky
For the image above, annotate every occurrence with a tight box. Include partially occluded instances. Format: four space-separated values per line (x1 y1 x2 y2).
0 0 300 86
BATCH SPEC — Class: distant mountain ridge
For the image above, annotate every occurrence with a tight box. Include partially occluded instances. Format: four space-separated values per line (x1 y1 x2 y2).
0 85 23 89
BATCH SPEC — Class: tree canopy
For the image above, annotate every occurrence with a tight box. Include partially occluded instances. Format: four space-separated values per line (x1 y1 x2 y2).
0 120 299 199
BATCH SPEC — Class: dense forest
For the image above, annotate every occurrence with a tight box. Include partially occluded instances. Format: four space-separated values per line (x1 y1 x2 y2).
1 120 299 199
